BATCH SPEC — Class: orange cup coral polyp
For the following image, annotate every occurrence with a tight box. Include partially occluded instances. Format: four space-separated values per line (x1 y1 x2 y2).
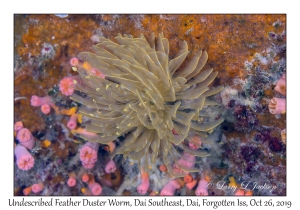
70 33 224 176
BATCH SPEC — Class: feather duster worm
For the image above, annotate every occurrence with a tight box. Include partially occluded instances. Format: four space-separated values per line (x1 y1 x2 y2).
70 33 224 176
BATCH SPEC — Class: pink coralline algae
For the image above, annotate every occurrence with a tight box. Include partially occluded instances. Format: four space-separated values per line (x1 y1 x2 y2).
67 172 77 187
195 179 208 196
14 144 35 171
67 113 78 130
269 73 286 115
160 179 181 196
17 128 35 150
30 95 60 114
31 183 44 193
60 107 81 130
274 73 286 96
41 104 51 114
70 57 79 67
59 76 80 96
104 159 117 174
173 152 196 176
88 177 102 195
79 142 99 169
30 95 51 107
137 171 150 195
268 97 286 114
14 121 24 133
81 173 89 183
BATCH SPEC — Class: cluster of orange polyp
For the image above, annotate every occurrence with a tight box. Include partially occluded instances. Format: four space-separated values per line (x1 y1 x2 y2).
70 33 224 177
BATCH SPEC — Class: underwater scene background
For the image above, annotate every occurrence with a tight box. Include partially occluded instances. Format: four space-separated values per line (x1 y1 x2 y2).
14 14 286 196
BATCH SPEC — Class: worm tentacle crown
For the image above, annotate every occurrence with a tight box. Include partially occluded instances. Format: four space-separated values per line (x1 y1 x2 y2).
70 33 224 176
